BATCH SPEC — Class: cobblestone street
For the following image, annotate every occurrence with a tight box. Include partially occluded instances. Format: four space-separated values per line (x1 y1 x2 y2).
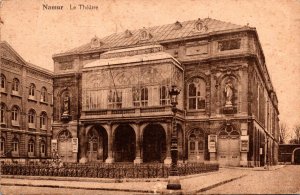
199 165 300 194
1 165 298 194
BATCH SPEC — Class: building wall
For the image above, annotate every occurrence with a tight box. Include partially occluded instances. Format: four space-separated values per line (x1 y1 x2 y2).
0 42 53 163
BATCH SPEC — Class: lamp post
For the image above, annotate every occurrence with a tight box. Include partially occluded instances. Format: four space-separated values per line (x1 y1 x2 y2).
167 85 181 190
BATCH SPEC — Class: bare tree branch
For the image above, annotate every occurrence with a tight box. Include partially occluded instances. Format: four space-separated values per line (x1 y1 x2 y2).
279 122 289 144
293 124 300 144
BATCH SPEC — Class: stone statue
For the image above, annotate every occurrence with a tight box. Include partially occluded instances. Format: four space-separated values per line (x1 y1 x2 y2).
62 95 70 115
224 79 233 107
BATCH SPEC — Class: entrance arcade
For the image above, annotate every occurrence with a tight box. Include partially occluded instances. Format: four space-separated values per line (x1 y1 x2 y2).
217 125 240 167
188 128 205 162
114 124 136 162
86 126 108 162
142 124 166 163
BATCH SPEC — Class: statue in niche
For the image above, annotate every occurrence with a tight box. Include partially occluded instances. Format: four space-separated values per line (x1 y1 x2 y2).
62 94 70 115
224 79 234 107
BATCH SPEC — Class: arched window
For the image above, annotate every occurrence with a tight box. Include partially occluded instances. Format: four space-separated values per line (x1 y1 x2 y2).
12 78 20 94
188 78 206 110
29 83 35 98
28 139 35 156
40 87 47 102
0 103 6 124
40 112 47 129
218 125 240 138
0 74 6 90
28 109 36 128
141 87 148 107
12 137 19 156
40 140 46 157
160 86 170 105
11 106 19 126
0 137 5 155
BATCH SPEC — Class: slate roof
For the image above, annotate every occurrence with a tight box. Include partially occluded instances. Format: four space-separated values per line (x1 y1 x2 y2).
1 41 53 76
54 18 248 57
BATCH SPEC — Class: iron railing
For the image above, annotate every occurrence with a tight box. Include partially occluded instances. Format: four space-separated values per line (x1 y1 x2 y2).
1 162 218 178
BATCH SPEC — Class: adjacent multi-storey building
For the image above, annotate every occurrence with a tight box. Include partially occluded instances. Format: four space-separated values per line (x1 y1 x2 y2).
0 41 53 163
52 18 280 167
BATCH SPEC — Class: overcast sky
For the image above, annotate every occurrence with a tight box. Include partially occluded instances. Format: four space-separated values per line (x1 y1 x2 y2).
1 0 299 136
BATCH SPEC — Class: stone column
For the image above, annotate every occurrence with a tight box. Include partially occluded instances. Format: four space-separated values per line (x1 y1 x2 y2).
134 122 142 164
79 125 87 163
164 122 172 165
105 123 114 163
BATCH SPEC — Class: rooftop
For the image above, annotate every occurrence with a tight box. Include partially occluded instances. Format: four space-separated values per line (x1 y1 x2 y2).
54 18 250 57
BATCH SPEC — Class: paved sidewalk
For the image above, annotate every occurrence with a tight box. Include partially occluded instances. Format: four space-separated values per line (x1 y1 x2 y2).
0 168 250 194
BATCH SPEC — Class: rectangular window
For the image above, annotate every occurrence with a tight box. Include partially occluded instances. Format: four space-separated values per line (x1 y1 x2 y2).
13 142 18 152
0 109 4 123
108 90 122 109
189 98 196 109
160 86 170 106
197 98 206 109
219 39 241 51
41 144 46 154
0 141 4 152
29 144 34 153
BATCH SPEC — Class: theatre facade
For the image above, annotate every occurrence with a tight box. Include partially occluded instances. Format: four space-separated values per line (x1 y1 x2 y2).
52 18 280 167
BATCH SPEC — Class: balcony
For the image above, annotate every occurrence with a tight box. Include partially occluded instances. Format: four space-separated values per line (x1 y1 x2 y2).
81 106 185 120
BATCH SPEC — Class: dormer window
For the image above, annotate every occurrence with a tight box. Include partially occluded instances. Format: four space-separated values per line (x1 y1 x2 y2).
173 21 182 30
194 18 208 32
125 29 133 38
90 37 102 48
139 28 152 41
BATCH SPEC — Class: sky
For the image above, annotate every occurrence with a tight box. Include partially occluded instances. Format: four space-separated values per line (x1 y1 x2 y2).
1 0 300 135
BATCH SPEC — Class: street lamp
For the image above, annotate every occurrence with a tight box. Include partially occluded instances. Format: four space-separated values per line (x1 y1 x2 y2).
167 85 181 190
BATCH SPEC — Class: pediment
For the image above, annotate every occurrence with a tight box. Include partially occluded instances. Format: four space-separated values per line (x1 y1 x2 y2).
0 42 27 65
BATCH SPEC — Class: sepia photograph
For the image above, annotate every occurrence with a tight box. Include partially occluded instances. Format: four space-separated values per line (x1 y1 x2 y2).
0 0 299 194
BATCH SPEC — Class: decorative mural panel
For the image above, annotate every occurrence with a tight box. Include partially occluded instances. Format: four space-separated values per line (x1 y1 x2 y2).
186 45 208 56
82 63 182 110
59 61 73 70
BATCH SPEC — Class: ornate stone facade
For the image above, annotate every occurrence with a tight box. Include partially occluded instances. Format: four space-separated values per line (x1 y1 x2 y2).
0 41 53 163
52 18 279 167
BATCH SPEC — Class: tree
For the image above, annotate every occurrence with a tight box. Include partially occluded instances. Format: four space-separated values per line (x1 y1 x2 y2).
279 122 289 144
293 124 300 144
289 124 300 144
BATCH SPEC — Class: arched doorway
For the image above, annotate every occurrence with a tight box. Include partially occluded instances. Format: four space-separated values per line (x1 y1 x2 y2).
143 124 166 163
217 125 240 167
86 126 108 162
292 148 300 164
114 124 136 162
57 130 73 162
188 128 205 162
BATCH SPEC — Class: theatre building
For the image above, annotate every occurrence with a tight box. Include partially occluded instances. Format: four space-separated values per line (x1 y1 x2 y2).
0 41 53 163
52 18 279 167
